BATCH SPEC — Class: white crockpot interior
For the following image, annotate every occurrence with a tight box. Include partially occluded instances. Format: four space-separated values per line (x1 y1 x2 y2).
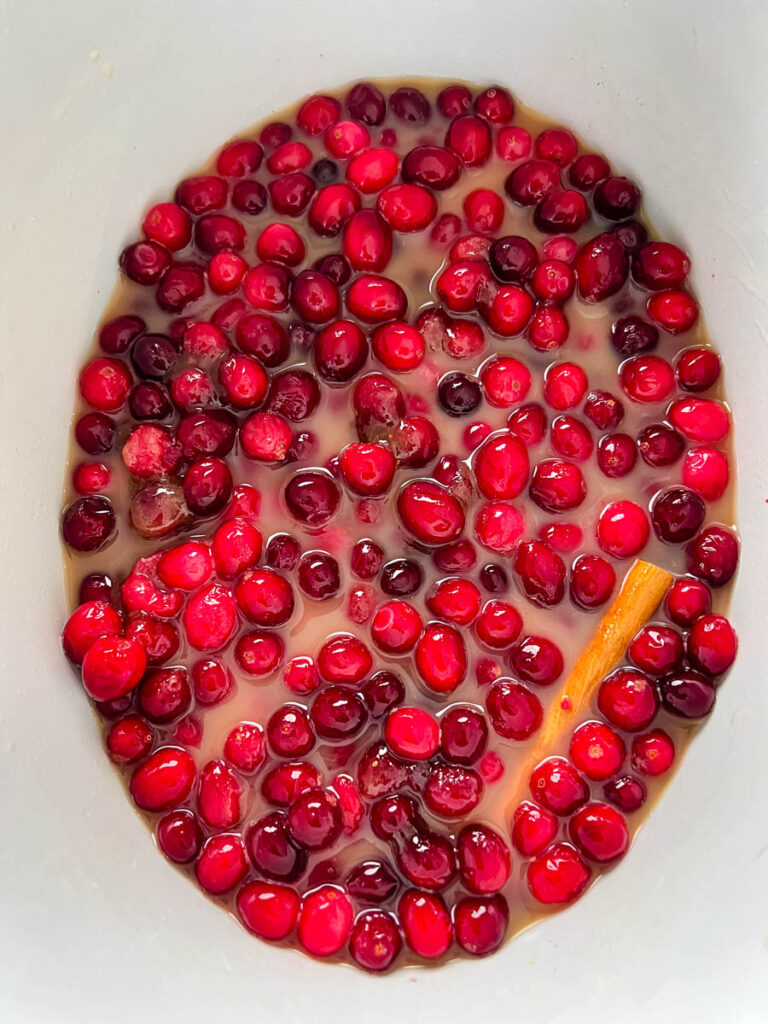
1 1 767 1021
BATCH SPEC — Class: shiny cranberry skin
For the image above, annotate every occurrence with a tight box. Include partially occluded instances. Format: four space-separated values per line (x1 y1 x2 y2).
378 558 422 597
632 241 691 290
568 153 610 190
349 910 402 972
396 829 457 891
347 274 407 324
285 470 340 528
317 633 372 684
584 390 624 430
298 551 340 600
473 431 530 500
182 457 232 517
437 84 472 117
665 578 712 626
686 525 739 587
192 658 232 706
346 859 399 904
415 622 467 694
75 412 116 454
510 636 564 686
569 721 626 781
62 495 116 552
651 486 706 544
156 809 203 864
345 81 386 124
575 232 628 302
529 458 586 512
287 789 342 851
514 540 566 606
631 729 676 776
600 669 659 733
397 480 465 545
592 175 639 219
688 613 737 676
570 802 629 863
597 499 650 558
398 889 453 959
659 670 716 720
311 687 367 741
568 554 615 610
603 775 647 814
676 347 721 392
637 423 685 467
486 680 542 740
446 114 492 166
246 812 306 882
628 623 684 678
528 842 591 904
611 316 659 358
488 235 538 283
267 704 315 758
505 159 560 206
507 403 547 445
402 145 460 190
130 746 196 811
438 705 488 766
456 825 510 895
511 801 558 856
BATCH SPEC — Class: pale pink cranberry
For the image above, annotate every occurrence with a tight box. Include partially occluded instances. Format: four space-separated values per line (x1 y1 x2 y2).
510 636 564 686
530 757 588 815
81 635 146 701
317 633 372 684
570 554 616 609
496 125 532 161
486 680 542 740
505 158 560 206
237 881 299 942
224 722 266 773
246 811 306 881
532 259 575 302
121 424 181 480
575 232 628 302
603 775 647 813
569 802 629 862
631 729 675 776
665 578 712 627
597 500 650 558
385 707 440 761
587 170 637 214
347 274 407 323
298 550 341 600
507 403 548 445
415 622 467 694
688 613 737 676
130 746 196 811
543 235 579 262
528 842 591 904
514 540 566 606
597 433 637 478
480 356 532 408
511 801 558 856
426 577 481 626
475 599 523 650
473 431 530 500
192 658 232 706
401 145 460 190
446 114 492 166
568 153 610 190
156 809 202 864
137 667 191 723
569 721 626 781
676 347 721 391
686 525 739 587
348 586 376 625
397 480 465 545
62 600 122 664
346 147 399 193
235 630 284 676
478 751 504 783
106 714 153 765
584 390 624 430
196 834 248 895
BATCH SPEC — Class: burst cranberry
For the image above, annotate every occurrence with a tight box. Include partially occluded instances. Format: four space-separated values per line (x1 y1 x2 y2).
130 746 196 811
298 550 341 600
528 842 591 904
631 729 675 776
511 801 558 856
357 741 408 799
530 757 588 814
510 636 564 686
514 540 566 606
486 680 542 740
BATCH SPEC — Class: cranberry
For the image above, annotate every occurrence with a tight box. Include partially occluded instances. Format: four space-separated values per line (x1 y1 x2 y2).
349 910 402 972
612 219 648 250
464 188 505 233
357 741 408 799
267 704 315 758
631 729 675 776
345 81 386 124
568 554 615 610
285 470 340 527
415 622 467 693
507 403 548 445
287 789 342 851
510 635 564 686
317 633 372 684
347 274 407 324
397 829 457 891
659 670 716 720
362 671 405 718
246 812 306 881
347 860 399 904
262 761 321 807
535 188 589 234
531 259 575 303
78 573 114 606
350 538 384 580
486 285 534 337
156 809 203 864
637 423 684 467
106 714 153 765
511 801 558 856
296 93 341 135
632 241 690 290
298 551 340 600
597 499 650 558
389 86 431 123
182 457 232 517
137 666 191 723
402 145 460 190
130 746 196 811
424 576 480 626
529 458 586 512
610 317 659 359
676 346 721 392
647 289 699 333
570 802 629 862
486 680 542 740
62 495 116 552
530 757 588 814
382 707 438 761
543 362 588 411
446 114 492 166
397 480 465 545
584 389 624 430
380 558 423 597
651 486 706 544
433 539 478 573
575 232 628 302
377 184 437 234
628 623 683 677
527 843 591 904
192 658 232 706
597 433 637 478
480 356 532 408
437 84 472 117
665 578 712 626
120 240 172 285
75 411 115 454
514 540 566 607
475 599 523 649
688 613 737 676
686 525 739 586
505 159 560 206
346 147 399 193
235 630 284 677
569 153 610 190
473 431 529 500
603 775 647 813
237 881 299 942
569 721 626 781
593 176 640 219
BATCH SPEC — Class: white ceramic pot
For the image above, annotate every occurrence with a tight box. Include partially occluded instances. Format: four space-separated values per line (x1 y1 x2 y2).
1 2 766 1021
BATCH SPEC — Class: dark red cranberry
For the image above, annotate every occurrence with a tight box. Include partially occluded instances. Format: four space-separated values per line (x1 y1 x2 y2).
232 179 268 214
75 412 115 454
402 146 460 190
347 859 399 904
510 636 564 686
637 423 685 467
78 573 114 604
686 525 739 587
568 153 610 190
131 334 177 381
489 235 538 283
362 671 405 718
246 812 306 881
298 551 340 600
314 254 351 286
612 219 648 251
120 240 171 284
380 559 423 597
183 458 232 517
437 85 472 117
574 232 629 302
584 390 624 430
597 433 637 478
265 533 301 571
285 470 340 527
389 87 430 124
62 495 116 552
99 314 145 354
437 372 482 416
514 540 566 606
156 263 205 313
603 775 647 813
480 564 508 593
594 176 640 220
505 159 560 206
345 81 386 124
611 315 659 356
311 158 338 184
440 705 488 765
659 671 716 720
651 487 706 543
129 382 172 420
236 313 290 367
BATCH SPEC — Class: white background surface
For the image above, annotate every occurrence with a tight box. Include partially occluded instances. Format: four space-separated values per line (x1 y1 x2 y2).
1 1 767 1021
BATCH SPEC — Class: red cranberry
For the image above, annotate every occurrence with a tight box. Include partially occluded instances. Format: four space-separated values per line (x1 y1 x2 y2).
505 159 560 206
575 232 628 302
688 613 737 675
349 538 384 580
156 809 202 864
665 578 712 626
597 433 637 478
530 756 588 814
380 558 423 597
603 775 647 813
446 114 492 166
676 347 721 391
267 704 315 758
543 362 588 411
668 397 730 443
197 759 243 829
224 721 266 773
362 671 405 718
155 263 206 313
486 285 534 337
508 403 548 445
397 480 465 545
99 314 145 354
62 495 116 552
75 412 115 454
282 657 319 697
78 573 114 606
317 633 372 684
531 259 575 303
510 635 564 685
246 812 306 882
285 470 340 527
629 624 684 677
120 240 171 285
433 539 478 573
514 540 566 607
475 599 523 649
130 334 178 381
346 147 399 193
534 188 589 234
349 910 402 972
384 707 439 761
347 274 407 324
632 241 691 290
389 86 430 123
347 860 399 903
569 721 626 781
194 213 246 254
298 550 341 600
527 842 591 904
569 554 616 610
398 889 453 959
570 802 629 862
612 219 648 250
529 458 586 512
192 658 232 706
287 789 342 851
480 356 531 408
686 525 739 587
130 746 196 811
659 670 716 720
486 680 542 740
437 84 472 117
106 714 153 765
235 567 295 627
262 761 321 807
396 830 457 890
637 423 684 467
597 499 650 558
402 145 460 190
464 188 505 233
357 741 408 799
473 431 529 500
593 176 640 219
79 357 133 411
235 630 284 677
175 175 227 213
237 881 299 942
651 486 706 543
631 729 675 776
568 153 610 190
584 390 624 430
297 93 341 135
182 457 232 517
647 289 699 333
452 894 507 958
511 801 558 856
137 667 191 723
311 687 367 740
456 824 510 895
439 705 488 765
314 320 368 384
474 85 514 123
415 622 467 694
